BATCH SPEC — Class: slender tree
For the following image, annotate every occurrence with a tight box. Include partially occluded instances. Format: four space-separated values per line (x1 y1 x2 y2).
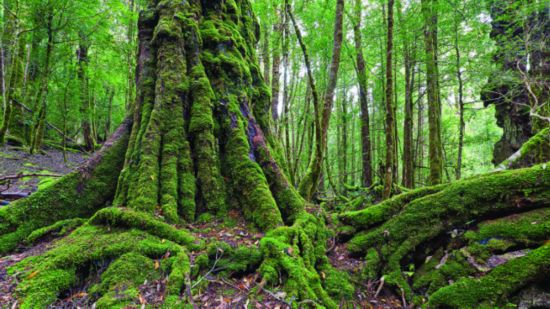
77 36 95 151
383 0 396 198
353 0 373 188
298 0 345 200
422 0 443 185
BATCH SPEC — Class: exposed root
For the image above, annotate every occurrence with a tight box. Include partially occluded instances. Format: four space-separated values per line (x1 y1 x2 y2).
339 164 550 307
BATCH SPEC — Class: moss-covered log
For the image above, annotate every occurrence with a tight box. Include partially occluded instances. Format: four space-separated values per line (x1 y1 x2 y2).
496 127 550 171
340 163 550 307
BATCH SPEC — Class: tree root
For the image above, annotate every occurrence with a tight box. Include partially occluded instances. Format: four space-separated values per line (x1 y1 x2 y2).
339 164 550 307
0 120 130 255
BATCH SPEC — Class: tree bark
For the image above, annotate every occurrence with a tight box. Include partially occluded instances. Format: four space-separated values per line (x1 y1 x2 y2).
422 0 443 185
77 37 95 151
298 0 345 200
454 17 465 180
271 10 283 123
383 0 396 199
353 0 373 188
29 10 54 154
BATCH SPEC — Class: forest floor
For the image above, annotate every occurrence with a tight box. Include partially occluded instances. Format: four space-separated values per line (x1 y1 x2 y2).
0 146 87 201
0 148 404 308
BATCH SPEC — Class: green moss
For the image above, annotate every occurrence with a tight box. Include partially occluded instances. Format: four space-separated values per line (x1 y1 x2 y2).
429 244 550 308
17 268 77 309
0 129 129 255
345 164 550 300
339 184 445 230
25 218 85 244
465 208 550 245
204 242 263 277
92 252 158 307
10 224 186 307
165 251 191 305
90 207 195 247
188 63 227 215
258 213 349 308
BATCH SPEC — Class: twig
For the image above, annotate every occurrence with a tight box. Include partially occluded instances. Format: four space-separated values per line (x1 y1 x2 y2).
325 236 337 253
401 288 408 308
184 272 197 309
374 277 385 298
191 248 223 289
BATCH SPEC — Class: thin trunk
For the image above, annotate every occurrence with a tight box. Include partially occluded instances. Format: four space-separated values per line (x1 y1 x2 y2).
354 0 373 187
105 87 115 139
126 0 136 111
296 0 345 200
383 0 396 199
271 9 283 123
286 1 321 198
61 78 71 163
340 84 349 187
422 0 443 185
415 67 425 185
401 4 416 190
350 112 357 186
78 38 95 151
262 23 271 85
455 19 465 180
30 11 54 154
0 32 24 145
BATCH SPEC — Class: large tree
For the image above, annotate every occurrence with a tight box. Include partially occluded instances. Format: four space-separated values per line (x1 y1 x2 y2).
0 1 348 306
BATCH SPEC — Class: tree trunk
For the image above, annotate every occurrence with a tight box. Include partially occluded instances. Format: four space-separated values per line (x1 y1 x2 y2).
77 37 96 151
104 86 115 139
298 0 345 200
29 10 54 154
270 10 283 123
454 18 465 180
383 0 396 199
125 0 136 111
422 0 443 185
353 0 373 188
0 32 24 145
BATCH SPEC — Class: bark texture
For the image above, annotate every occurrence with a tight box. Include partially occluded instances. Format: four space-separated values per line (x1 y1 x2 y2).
422 0 443 185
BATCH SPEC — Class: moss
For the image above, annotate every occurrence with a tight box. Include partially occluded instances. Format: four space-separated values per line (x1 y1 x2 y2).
363 248 381 279
345 164 550 300
465 208 550 245
10 224 186 307
25 218 85 244
165 251 191 306
188 63 227 215
0 128 129 255
429 244 550 308
339 184 445 230
497 128 550 170
413 251 476 295
204 242 263 277
90 207 195 247
16 268 77 309
258 212 349 308
91 252 158 307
